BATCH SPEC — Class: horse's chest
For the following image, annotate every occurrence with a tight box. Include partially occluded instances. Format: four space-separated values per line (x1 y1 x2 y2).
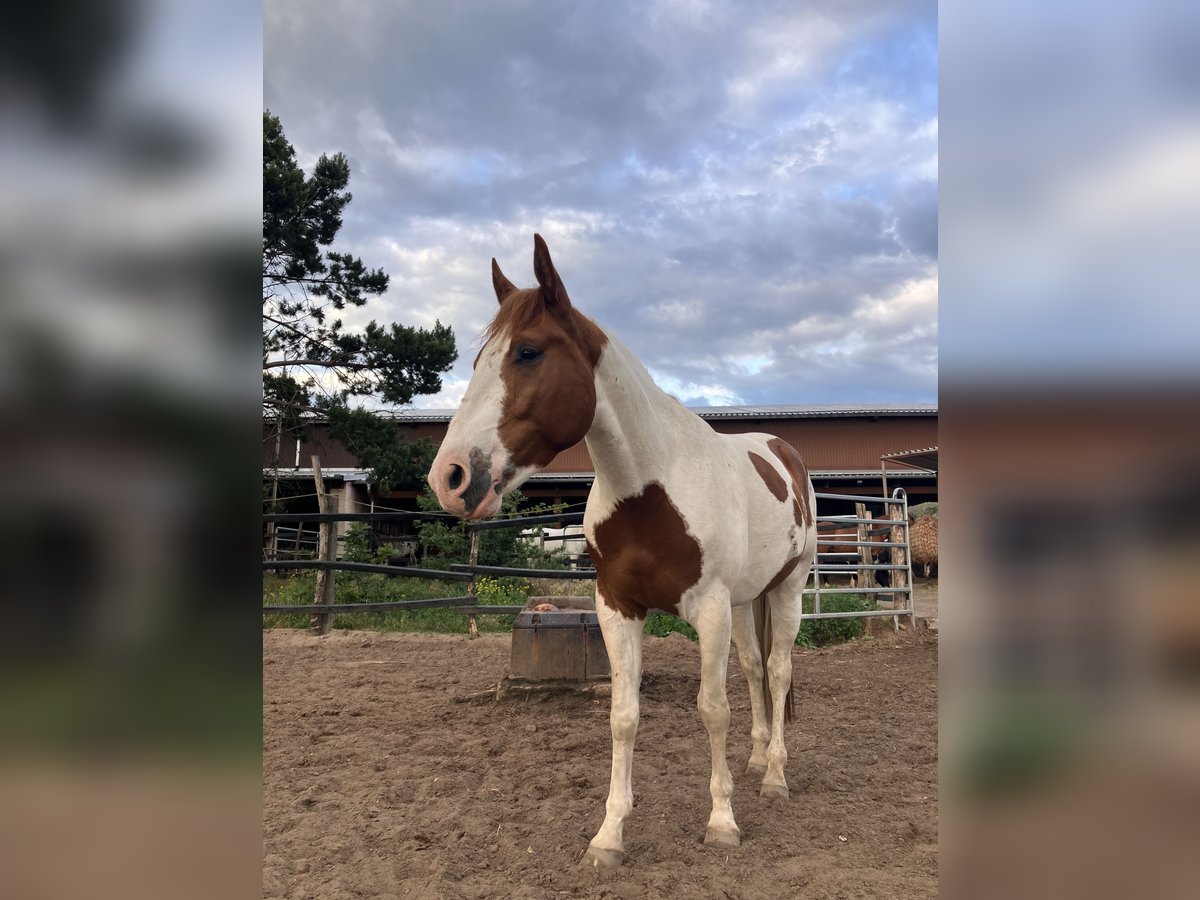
587 482 702 619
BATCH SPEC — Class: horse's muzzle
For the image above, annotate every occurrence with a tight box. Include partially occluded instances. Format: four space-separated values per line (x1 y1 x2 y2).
428 445 503 519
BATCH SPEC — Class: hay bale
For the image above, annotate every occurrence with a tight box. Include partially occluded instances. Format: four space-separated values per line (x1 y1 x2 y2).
909 515 938 566
907 502 938 520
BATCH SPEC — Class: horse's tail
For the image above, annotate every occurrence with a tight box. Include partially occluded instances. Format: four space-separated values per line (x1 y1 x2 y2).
752 593 794 725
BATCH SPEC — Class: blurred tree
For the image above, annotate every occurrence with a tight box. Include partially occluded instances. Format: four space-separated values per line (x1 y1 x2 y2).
263 111 456 495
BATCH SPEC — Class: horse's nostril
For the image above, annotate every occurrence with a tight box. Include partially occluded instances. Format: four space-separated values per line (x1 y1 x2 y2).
448 464 465 491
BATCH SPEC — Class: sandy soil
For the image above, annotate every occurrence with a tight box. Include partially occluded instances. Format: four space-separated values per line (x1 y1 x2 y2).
263 629 937 899
911 578 938 621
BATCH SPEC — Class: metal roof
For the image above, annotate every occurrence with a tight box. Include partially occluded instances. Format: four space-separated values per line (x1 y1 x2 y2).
880 446 939 473
382 408 459 422
526 468 932 482
688 403 937 419
382 403 937 423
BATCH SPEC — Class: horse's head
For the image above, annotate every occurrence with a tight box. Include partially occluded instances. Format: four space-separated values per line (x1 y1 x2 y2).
427 234 607 519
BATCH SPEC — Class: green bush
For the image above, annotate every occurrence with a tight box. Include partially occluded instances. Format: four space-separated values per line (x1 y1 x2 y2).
474 576 532 605
412 487 569 571
342 523 373 562
262 571 515 634
265 566 881 646
643 612 697 640
637 594 876 646
800 593 878 645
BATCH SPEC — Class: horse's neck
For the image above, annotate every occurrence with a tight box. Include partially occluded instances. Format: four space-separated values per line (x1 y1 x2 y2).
585 327 703 499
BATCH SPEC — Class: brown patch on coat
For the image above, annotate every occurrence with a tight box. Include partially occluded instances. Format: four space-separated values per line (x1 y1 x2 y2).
484 238 608 469
590 482 702 620
748 451 788 502
758 555 802 597
767 438 813 527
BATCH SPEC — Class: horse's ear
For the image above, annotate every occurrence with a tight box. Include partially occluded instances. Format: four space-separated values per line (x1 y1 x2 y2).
491 258 517 304
533 233 571 310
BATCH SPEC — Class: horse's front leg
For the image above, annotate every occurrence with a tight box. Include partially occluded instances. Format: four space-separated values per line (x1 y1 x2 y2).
695 592 740 849
586 591 644 868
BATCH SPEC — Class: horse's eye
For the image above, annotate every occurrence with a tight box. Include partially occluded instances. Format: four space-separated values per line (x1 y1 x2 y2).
516 346 542 362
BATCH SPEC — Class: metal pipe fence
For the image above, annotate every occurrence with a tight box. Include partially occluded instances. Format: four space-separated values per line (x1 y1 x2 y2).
804 488 915 627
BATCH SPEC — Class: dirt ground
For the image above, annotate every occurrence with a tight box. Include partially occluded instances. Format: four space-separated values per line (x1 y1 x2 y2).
263 628 937 899
911 577 938 621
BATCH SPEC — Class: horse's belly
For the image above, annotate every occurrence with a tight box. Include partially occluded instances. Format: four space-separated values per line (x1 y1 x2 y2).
727 511 815 603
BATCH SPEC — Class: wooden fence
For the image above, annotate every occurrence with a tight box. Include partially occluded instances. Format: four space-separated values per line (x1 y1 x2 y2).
262 458 590 635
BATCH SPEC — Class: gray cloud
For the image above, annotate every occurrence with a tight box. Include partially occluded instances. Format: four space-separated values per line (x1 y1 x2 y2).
266 0 937 406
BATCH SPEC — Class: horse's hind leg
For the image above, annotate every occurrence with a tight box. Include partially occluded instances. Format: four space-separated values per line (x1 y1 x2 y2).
761 580 805 800
586 592 644 869
731 602 770 778
694 590 740 849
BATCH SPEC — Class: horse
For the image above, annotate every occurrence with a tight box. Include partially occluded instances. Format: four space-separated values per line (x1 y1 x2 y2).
815 520 894 587
532 524 589 567
427 235 818 867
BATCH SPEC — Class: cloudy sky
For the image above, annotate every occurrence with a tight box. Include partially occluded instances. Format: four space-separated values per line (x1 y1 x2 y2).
265 0 937 408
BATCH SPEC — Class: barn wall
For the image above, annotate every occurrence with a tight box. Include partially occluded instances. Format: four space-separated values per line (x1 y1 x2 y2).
712 417 939 471
261 429 361 469
533 415 938 474
264 414 938 480
262 422 449 468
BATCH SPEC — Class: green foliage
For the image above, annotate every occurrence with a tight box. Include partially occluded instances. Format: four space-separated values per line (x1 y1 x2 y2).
341 523 395 564
640 594 878 646
342 523 373 562
800 593 878 645
322 405 437 493
469 576 531 631
474 576 532 605
413 488 569 570
262 572 512 635
643 612 697 640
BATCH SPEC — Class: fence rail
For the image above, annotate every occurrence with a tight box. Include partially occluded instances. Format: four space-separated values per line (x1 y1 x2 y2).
268 560 473 580
263 596 473 614
262 511 447 524
263 463 917 634
449 563 596 580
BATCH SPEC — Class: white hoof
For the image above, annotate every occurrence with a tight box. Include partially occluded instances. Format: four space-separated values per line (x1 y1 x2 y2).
760 781 789 801
585 844 625 868
704 826 741 849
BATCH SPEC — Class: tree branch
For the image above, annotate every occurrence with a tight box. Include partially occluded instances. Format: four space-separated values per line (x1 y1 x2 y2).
263 358 367 370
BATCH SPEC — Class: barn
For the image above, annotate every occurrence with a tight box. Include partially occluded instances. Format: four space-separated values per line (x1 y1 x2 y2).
265 403 936 505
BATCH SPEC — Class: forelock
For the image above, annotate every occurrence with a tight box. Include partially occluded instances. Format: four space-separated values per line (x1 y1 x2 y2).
481 288 548 345
475 285 607 369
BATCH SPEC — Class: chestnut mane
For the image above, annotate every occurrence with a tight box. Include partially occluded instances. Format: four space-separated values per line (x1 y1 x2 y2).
478 286 604 365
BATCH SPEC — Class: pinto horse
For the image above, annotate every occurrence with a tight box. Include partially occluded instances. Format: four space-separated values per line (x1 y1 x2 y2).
428 235 817 867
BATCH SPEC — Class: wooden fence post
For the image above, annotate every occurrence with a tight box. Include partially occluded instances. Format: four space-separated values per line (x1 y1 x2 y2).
466 529 480 639
310 457 336 635
855 503 875 589
265 421 282 561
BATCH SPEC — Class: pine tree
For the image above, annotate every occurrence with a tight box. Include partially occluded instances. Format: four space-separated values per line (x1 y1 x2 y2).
262 111 456 493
